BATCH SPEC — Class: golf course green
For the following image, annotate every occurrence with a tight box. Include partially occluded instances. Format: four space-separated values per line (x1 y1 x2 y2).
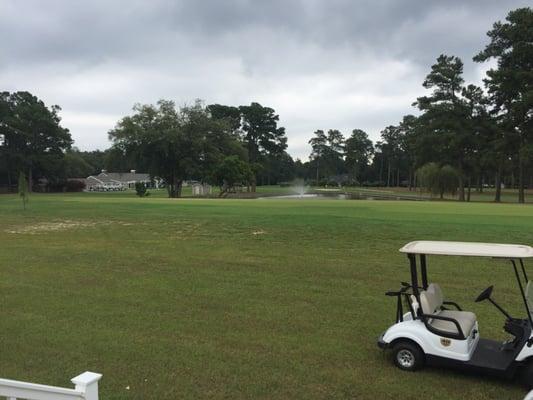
1 192 532 399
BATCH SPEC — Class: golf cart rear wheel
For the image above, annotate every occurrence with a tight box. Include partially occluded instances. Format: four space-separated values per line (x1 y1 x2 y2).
392 341 424 371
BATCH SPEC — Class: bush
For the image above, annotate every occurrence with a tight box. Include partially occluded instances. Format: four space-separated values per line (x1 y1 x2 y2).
363 181 386 187
417 163 459 199
46 180 67 192
45 179 86 192
135 182 150 197
66 179 86 192
326 180 340 187
417 163 440 194
439 165 459 196
341 177 359 187
213 156 252 196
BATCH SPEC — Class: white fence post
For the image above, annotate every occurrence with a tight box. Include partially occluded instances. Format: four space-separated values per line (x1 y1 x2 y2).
71 372 102 400
0 371 101 400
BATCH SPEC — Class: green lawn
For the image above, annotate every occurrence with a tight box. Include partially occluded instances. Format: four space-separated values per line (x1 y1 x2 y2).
1 193 533 399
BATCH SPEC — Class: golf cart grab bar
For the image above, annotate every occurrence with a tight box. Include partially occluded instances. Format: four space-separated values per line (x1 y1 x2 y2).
442 301 463 311
420 313 465 340
385 286 416 323
385 286 411 296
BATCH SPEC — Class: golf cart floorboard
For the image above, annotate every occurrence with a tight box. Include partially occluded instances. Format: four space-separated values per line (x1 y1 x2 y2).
465 339 516 371
427 338 519 376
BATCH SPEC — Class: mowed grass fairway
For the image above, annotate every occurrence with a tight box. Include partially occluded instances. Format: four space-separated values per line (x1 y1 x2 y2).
1 194 533 399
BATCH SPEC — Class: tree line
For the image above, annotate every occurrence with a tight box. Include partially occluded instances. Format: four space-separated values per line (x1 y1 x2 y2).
107 100 290 197
303 7 532 203
0 7 531 201
0 95 292 196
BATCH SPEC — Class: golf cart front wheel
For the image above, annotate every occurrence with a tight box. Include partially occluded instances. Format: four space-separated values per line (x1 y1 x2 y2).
392 341 425 371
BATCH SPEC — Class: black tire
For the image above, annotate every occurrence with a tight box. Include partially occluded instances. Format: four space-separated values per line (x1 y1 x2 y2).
392 341 425 371
521 359 533 389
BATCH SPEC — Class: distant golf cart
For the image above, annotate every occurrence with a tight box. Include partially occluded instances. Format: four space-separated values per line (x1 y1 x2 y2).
378 241 533 387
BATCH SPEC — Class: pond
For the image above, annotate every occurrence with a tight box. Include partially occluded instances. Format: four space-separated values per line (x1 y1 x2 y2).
261 191 425 201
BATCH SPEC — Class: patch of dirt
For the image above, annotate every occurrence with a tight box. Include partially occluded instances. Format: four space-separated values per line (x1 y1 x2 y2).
5 219 112 235
169 222 205 239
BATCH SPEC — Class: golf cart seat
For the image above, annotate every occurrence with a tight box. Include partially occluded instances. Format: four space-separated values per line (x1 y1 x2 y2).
427 283 473 317
414 284 477 338
429 309 476 337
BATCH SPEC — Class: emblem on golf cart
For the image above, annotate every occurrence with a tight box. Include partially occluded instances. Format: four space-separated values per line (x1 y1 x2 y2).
440 338 451 347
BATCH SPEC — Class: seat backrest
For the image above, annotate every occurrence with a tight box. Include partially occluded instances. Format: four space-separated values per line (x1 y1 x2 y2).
415 283 445 315
419 290 441 315
410 284 445 316
427 283 444 307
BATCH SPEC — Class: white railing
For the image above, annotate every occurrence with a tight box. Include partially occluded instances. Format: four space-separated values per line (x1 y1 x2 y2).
0 371 101 400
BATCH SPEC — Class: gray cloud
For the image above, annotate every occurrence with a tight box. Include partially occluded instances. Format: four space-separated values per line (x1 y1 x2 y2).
0 0 527 159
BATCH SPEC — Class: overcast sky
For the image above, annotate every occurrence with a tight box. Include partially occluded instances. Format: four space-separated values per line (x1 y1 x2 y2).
1 1 528 160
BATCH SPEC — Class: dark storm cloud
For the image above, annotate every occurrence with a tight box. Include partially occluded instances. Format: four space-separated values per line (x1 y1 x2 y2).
0 0 528 158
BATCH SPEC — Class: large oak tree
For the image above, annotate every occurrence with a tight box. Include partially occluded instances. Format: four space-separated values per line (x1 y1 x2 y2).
239 102 287 191
344 129 373 184
109 100 244 197
0 91 72 191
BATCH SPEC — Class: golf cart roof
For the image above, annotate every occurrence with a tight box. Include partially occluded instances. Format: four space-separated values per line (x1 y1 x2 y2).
399 241 533 258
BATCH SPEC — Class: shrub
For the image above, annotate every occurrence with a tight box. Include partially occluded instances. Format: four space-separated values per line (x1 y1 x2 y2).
213 156 252 196
439 165 459 196
326 180 340 187
362 181 385 187
135 182 150 197
66 179 86 192
47 180 68 192
417 163 459 199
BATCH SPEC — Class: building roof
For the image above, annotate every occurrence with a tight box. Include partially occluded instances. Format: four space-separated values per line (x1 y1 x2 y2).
105 172 150 182
86 176 104 184
85 172 150 185
399 241 533 258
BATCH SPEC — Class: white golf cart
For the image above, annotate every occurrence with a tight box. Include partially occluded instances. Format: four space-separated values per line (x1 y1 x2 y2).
378 241 533 386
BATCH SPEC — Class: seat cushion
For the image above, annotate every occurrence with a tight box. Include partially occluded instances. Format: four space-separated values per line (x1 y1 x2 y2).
429 310 476 337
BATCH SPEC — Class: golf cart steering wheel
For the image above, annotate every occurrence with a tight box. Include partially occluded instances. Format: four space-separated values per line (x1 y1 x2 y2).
475 285 494 303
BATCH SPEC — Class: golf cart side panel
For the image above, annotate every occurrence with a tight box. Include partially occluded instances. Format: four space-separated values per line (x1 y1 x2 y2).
515 338 533 362
382 320 479 362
